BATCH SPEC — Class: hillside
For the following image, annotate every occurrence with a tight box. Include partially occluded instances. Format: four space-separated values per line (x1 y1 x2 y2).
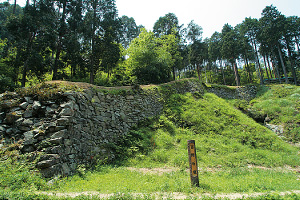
0 81 300 199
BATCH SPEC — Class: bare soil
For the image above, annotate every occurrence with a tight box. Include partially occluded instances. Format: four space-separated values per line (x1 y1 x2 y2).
38 190 300 199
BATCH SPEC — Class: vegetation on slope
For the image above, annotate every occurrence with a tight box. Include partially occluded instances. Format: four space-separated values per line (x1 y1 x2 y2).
248 85 300 142
121 92 298 169
0 83 300 198
56 89 300 195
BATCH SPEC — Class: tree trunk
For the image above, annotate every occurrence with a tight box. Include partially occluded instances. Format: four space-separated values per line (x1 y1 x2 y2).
277 44 288 84
245 56 252 84
285 41 297 85
266 55 273 79
52 1 67 80
233 60 240 86
13 0 17 14
90 1 97 85
252 39 264 85
295 36 300 52
52 47 61 80
220 60 226 85
196 64 201 82
22 60 28 87
263 56 270 84
204 63 208 83
21 32 35 87
271 48 281 83
172 66 176 81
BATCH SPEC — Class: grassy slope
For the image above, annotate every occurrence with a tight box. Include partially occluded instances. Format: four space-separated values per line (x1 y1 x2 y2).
248 84 300 142
56 89 300 194
1 83 300 197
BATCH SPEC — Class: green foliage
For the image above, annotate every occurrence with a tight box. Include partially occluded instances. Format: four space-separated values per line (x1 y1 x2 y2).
15 82 81 100
117 91 299 171
0 144 48 193
0 74 16 93
104 118 156 165
153 13 180 37
2 82 300 196
249 84 300 142
125 29 174 84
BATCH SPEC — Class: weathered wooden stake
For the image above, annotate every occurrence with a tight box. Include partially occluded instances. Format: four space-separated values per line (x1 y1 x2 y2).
187 140 199 187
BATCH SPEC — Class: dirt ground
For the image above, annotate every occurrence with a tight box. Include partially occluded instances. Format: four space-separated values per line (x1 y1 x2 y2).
38 190 300 199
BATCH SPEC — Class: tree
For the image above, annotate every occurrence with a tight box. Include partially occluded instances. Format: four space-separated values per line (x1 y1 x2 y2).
83 0 120 84
158 29 183 80
189 41 208 82
185 20 204 81
6 0 56 87
0 2 22 39
186 20 203 44
282 16 298 84
63 0 85 79
259 5 288 83
240 18 264 85
119 15 142 49
221 24 241 86
209 32 226 85
153 13 181 37
126 29 172 84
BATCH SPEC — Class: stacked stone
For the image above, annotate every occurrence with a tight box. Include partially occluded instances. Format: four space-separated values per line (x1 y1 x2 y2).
207 85 257 101
0 81 257 178
236 85 257 101
0 92 76 177
0 88 165 178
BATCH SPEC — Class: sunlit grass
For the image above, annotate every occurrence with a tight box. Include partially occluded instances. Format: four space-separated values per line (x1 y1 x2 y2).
1 84 300 198
55 166 300 194
53 91 300 195
249 84 300 142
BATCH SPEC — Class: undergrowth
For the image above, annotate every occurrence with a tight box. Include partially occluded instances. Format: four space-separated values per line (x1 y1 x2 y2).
123 92 299 169
54 92 300 195
15 82 82 101
1 83 300 198
247 85 300 142
0 143 50 193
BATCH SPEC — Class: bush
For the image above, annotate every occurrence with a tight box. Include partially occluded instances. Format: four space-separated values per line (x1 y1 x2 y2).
0 75 16 93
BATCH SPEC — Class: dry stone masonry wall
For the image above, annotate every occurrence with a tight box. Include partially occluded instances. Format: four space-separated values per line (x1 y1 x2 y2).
0 80 257 178
206 85 257 101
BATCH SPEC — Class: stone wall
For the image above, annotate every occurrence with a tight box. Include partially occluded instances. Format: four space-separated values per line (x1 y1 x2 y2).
206 85 257 102
0 80 256 178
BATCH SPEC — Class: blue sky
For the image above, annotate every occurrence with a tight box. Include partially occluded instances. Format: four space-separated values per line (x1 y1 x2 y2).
3 0 300 38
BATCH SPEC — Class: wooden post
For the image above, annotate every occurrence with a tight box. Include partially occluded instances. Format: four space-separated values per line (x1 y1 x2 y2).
187 140 199 187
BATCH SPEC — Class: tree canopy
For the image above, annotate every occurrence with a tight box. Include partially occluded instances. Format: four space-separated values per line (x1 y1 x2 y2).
0 2 299 89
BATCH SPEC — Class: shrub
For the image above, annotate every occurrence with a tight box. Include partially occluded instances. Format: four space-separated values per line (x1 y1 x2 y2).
0 75 16 93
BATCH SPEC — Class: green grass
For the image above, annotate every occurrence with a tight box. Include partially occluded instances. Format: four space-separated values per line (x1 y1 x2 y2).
248 85 300 142
0 147 50 194
127 93 298 168
1 83 300 199
51 91 300 195
54 166 300 194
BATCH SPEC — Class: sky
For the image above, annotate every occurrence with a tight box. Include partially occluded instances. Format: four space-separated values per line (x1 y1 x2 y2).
2 0 300 38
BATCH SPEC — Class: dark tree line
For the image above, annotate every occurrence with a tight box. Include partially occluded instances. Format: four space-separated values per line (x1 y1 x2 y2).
0 3 299 91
